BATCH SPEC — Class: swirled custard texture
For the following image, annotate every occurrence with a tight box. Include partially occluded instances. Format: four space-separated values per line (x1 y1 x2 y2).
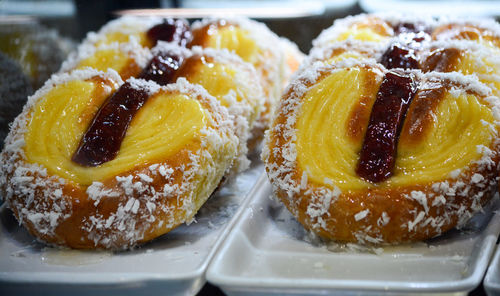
337 17 392 42
179 55 261 125
75 49 141 80
190 19 282 106
296 68 496 192
25 79 206 186
199 24 261 67
96 25 153 48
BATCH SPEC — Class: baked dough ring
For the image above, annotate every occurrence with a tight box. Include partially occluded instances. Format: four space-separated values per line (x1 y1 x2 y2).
0 69 238 249
263 61 500 244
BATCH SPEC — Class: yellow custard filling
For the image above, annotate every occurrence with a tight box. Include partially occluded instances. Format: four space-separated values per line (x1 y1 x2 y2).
75 49 138 80
332 17 393 44
326 51 367 64
454 51 500 97
296 68 374 191
25 80 206 186
96 29 152 48
183 57 260 125
337 27 389 43
296 68 496 192
204 25 262 67
393 92 494 185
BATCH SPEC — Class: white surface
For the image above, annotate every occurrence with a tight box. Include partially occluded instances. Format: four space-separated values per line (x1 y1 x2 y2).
0 161 264 296
360 0 500 17
485 244 500 296
207 177 500 296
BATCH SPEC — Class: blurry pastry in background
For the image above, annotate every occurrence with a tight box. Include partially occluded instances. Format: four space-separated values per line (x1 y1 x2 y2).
81 16 190 49
0 19 74 147
0 20 74 90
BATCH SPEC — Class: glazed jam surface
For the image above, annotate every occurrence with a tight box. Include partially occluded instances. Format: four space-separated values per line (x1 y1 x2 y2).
147 18 192 46
356 72 418 182
140 52 184 86
72 83 150 166
72 19 191 167
356 24 428 183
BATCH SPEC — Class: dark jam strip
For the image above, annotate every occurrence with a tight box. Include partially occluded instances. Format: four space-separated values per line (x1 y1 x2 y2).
356 72 418 183
380 44 419 70
147 18 192 47
140 52 184 86
72 19 189 167
72 84 150 166
356 24 429 183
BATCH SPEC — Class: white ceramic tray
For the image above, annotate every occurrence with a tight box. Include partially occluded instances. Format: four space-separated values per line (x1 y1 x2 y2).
207 176 500 296
0 161 264 296
485 244 500 296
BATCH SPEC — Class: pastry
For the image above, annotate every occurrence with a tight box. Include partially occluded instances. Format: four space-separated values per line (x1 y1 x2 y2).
0 16 300 249
62 38 265 173
0 20 74 89
190 18 304 147
140 42 265 173
264 14 500 244
166 44 264 172
0 69 238 249
308 14 500 96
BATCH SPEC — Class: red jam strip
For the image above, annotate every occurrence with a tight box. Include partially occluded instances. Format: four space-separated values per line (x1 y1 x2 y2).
394 22 430 35
356 72 418 183
72 83 150 166
72 19 191 167
355 23 430 182
380 44 419 70
139 52 184 86
147 18 192 47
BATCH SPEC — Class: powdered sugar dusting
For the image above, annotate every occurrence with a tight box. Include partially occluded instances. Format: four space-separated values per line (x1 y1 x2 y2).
127 77 161 95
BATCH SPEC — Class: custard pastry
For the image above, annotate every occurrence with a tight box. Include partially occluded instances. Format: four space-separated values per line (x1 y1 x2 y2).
82 16 191 49
0 69 238 249
0 16 300 249
190 18 304 146
142 42 265 173
308 14 500 96
264 14 500 244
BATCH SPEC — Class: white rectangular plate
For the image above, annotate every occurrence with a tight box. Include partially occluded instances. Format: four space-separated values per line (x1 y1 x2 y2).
485 244 500 296
0 161 263 296
207 176 500 296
